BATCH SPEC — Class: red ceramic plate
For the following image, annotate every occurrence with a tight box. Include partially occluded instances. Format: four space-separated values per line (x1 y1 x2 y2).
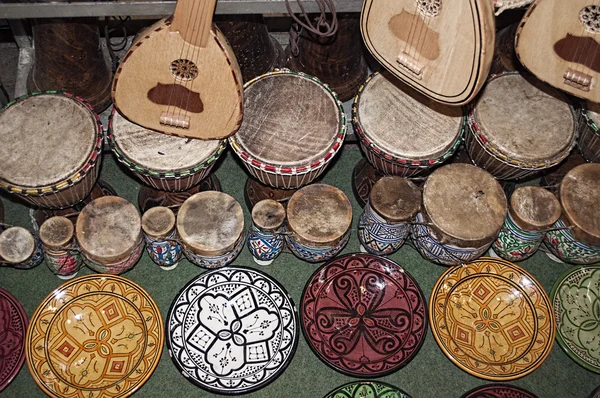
461 384 538 398
0 287 28 392
301 253 427 377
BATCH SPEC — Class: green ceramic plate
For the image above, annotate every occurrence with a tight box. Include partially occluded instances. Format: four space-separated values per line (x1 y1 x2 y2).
324 381 411 398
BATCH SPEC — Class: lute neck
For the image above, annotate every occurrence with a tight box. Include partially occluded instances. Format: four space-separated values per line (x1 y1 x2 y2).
170 0 217 48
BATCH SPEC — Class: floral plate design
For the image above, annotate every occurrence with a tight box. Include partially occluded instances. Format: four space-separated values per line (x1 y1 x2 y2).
0 287 27 392
301 253 427 377
461 384 538 398
166 266 298 394
25 275 163 398
430 257 555 381
324 381 411 398
551 265 600 373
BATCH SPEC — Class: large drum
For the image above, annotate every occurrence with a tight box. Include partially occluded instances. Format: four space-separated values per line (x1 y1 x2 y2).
353 71 464 177
76 196 143 274
286 184 352 263
0 92 102 209
544 163 600 264
578 102 600 162
466 72 577 180
108 109 226 192
411 164 508 266
177 191 245 269
229 69 345 189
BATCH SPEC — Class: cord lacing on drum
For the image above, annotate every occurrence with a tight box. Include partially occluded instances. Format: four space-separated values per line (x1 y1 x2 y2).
285 0 338 56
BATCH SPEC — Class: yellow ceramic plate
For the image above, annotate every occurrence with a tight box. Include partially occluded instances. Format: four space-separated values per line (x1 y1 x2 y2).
25 275 163 397
429 257 555 381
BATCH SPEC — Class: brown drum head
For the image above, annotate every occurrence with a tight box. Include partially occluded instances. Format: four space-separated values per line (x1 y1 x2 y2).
370 177 421 222
76 196 142 264
244 177 298 210
560 163 600 246
287 184 352 245
423 164 507 246
509 186 561 231
252 199 285 231
0 227 34 264
39 216 74 248
177 191 244 256
142 206 176 238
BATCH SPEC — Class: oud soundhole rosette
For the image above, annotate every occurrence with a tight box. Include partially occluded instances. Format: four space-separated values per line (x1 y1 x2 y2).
416 0 441 17
580 5 600 34
170 59 199 81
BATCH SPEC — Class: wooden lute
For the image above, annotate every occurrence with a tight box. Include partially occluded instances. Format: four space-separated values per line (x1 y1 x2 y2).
360 0 495 106
516 0 600 102
112 0 243 140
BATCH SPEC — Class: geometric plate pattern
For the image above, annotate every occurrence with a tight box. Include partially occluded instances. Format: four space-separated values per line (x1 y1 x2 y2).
301 253 427 377
167 266 298 394
461 383 538 398
0 288 28 392
430 257 555 381
324 380 412 398
551 265 600 374
25 275 163 398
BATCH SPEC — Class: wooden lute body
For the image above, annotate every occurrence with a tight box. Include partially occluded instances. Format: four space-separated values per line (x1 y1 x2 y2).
360 0 495 106
516 0 600 102
112 0 243 140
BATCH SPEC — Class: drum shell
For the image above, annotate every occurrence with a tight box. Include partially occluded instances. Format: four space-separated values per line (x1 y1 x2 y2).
544 218 600 264
143 228 182 268
358 202 411 255
492 212 545 262
181 233 245 269
578 106 600 162
81 237 144 274
285 228 350 263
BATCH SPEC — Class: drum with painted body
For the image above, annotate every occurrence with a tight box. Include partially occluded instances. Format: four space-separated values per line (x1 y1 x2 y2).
247 199 286 265
142 206 182 270
39 216 82 279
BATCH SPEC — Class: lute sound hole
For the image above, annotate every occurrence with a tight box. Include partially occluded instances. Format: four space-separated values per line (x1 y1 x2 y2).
170 59 199 81
416 0 441 17
580 5 600 33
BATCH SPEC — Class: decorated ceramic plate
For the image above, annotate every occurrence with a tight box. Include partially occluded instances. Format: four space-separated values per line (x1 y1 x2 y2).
167 266 298 394
430 257 555 381
551 265 600 373
324 381 411 398
301 253 427 377
461 384 538 398
25 275 163 398
0 287 27 392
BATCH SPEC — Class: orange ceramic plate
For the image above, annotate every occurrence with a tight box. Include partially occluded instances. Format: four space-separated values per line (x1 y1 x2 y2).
429 257 555 381
25 275 163 397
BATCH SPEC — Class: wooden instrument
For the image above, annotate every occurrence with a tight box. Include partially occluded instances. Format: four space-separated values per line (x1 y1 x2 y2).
112 0 243 140
360 0 495 105
516 0 600 102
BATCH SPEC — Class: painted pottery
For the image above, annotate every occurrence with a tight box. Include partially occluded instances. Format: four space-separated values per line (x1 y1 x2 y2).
324 381 412 398
25 275 163 398
167 266 298 394
177 191 245 269
0 288 27 392
411 164 507 266
430 257 555 380
286 184 352 263
229 69 345 189
244 177 298 211
0 227 44 270
141 206 181 270
39 216 82 279
358 177 421 255
0 91 102 209
579 102 600 162
247 199 286 265
492 186 561 262
301 253 427 377
353 71 464 177
552 265 600 373
461 384 538 398
76 196 143 274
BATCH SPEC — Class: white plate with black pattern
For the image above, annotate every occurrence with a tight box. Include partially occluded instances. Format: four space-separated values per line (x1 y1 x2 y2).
167 266 298 394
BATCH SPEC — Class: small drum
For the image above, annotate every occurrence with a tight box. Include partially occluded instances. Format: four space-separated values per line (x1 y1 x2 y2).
466 72 577 180
286 184 352 263
353 71 464 177
76 196 143 274
229 69 345 189
544 163 600 264
358 177 421 255
109 108 226 192
411 164 508 266
578 102 600 162
177 191 245 268
0 92 102 209
247 199 286 265
39 216 82 279
142 206 182 270
0 227 44 269
492 186 561 262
